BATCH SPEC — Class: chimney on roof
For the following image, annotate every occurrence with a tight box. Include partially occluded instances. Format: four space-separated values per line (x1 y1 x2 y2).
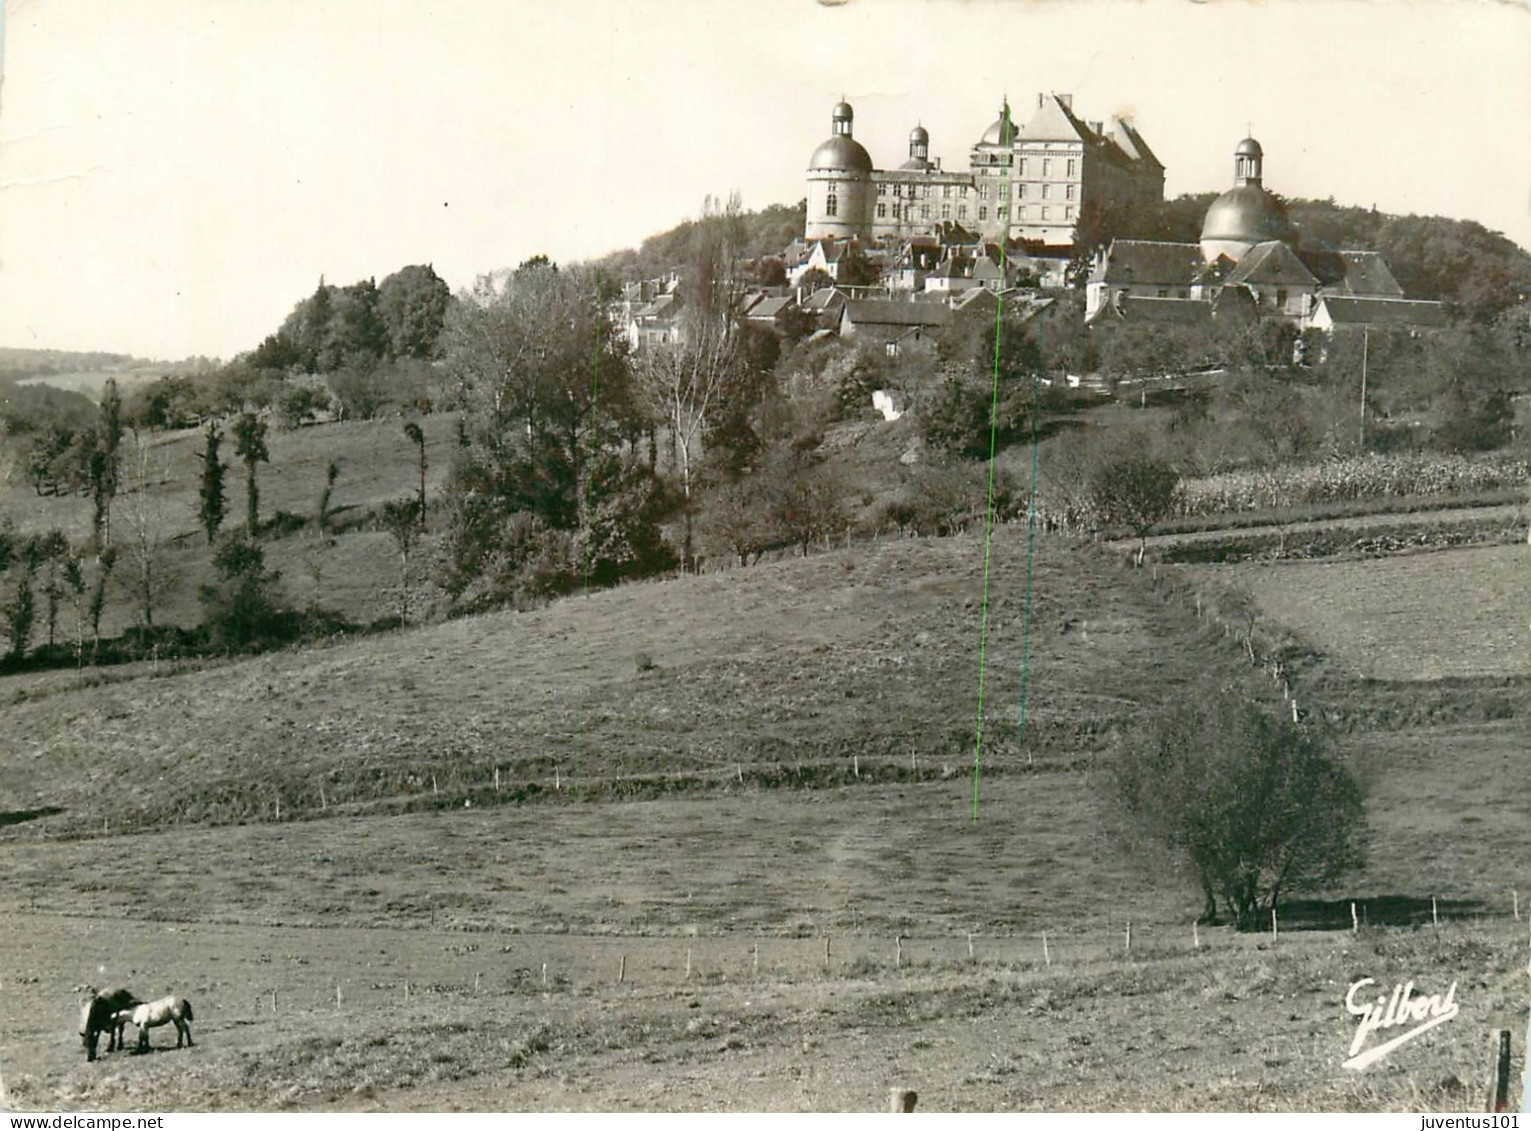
1058 93 1073 110
1089 120 1102 135
1037 93 1044 108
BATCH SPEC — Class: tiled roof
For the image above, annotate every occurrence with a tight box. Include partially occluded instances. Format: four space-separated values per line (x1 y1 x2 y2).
1224 241 1318 288
747 296 794 320
800 287 848 311
1092 240 1205 287
1109 120 1163 170
843 300 951 328
1316 296 1448 328
1112 296 1214 324
635 293 682 321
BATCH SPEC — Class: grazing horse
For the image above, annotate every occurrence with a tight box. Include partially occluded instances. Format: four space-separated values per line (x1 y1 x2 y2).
80 988 141 1061
121 996 194 1052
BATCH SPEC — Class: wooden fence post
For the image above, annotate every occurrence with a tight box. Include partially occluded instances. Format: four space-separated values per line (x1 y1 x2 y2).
686 949 692 981
1432 895 1439 928
1125 922 1131 954
753 942 760 979
1042 932 1050 967
1486 1029 1511 1113
1193 919 1200 950
618 955 626 985
895 936 903 970
824 936 831 969
1351 901 1359 934
1272 907 1279 943
888 1088 917 1113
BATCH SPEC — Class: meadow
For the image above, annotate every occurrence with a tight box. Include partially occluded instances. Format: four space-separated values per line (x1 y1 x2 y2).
2 514 1529 1111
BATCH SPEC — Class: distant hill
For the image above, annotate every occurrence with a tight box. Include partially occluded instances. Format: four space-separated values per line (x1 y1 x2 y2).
0 348 222 403
588 201 807 283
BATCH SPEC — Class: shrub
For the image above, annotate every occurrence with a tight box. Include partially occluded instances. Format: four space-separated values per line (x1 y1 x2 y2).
1111 687 1366 930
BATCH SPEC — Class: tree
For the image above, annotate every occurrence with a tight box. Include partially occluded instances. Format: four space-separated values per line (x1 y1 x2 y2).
232 413 270 534
1088 449 1180 565
379 498 422 622
117 439 179 632
632 195 771 569
199 534 288 651
197 422 227 544
317 460 340 534
438 256 640 604
378 264 452 360
403 421 427 528
92 378 124 548
1111 687 1365 929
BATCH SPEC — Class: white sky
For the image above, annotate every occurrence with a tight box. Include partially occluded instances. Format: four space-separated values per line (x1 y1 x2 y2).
1 0 1528 361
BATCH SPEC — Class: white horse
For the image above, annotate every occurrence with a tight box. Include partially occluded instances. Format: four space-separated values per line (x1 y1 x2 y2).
117 996 194 1052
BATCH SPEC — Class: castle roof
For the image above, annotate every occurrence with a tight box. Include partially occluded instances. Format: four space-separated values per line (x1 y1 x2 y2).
1223 240 1318 288
1091 239 1205 287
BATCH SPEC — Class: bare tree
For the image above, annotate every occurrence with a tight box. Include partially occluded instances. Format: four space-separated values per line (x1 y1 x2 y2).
379 498 422 622
631 194 753 571
117 438 181 631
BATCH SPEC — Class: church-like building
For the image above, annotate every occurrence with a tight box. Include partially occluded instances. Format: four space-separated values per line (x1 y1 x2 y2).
1085 137 1447 331
805 95 1165 250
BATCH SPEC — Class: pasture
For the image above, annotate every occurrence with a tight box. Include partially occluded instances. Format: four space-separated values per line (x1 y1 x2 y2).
2 527 1528 1110
1194 545 1531 681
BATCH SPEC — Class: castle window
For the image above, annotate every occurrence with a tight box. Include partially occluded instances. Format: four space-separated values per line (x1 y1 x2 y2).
1067 158 1077 177
958 204 968 219
942 185 951 198
1064 206 1074 220
942 204 951 219
877 183 887 196
1042 158 1052 177
979 186 989 201
826 193 838 217
876 202 887 218
921 205 931 219
959 185 969 197
921 184 931 198
998 183 1008 199
1041 184 1051 200
1157 289 1168 298
1018 158 1028 176
1041 206 1050 220
979 206 988 221
1066 183 1075 200
997 205 1008 219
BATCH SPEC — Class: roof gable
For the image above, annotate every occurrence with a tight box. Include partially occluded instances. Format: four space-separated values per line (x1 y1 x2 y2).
843 300 951 328
1224 241 1318 288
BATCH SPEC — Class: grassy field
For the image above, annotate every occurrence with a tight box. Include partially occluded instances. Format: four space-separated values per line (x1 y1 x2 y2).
2 525 1529 1111
1193 545 1531 681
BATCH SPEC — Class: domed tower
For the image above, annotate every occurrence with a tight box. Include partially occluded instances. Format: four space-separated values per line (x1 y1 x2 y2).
806 101 874 241
901 124 932 171
1200 136 1295 264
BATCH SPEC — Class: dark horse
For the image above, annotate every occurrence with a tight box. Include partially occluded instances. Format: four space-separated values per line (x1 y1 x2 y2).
80 988 141 1061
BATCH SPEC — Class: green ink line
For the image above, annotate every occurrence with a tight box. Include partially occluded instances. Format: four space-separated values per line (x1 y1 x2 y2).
971 104 1012 824
1017 321 1041 748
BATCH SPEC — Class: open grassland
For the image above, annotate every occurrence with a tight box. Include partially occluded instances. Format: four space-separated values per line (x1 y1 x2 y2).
1194 545 1531 681
3 529 1529 1111
1 909 1525 1112
0 414 460 547
0 530 1240 837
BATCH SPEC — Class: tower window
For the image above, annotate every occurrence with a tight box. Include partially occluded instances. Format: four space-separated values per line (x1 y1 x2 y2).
826 193 838 217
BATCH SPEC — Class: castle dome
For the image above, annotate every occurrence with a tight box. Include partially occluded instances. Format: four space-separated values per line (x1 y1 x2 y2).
1199 136 1293 263
978 103 1016 146
809 135 874 174
909 124 929 145
809 100 873 175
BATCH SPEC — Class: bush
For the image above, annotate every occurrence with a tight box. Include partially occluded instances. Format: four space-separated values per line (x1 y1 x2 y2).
1111 687 1366 930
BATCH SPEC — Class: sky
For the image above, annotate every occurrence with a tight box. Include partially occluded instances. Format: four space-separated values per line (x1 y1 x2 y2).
1 0 1529 362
